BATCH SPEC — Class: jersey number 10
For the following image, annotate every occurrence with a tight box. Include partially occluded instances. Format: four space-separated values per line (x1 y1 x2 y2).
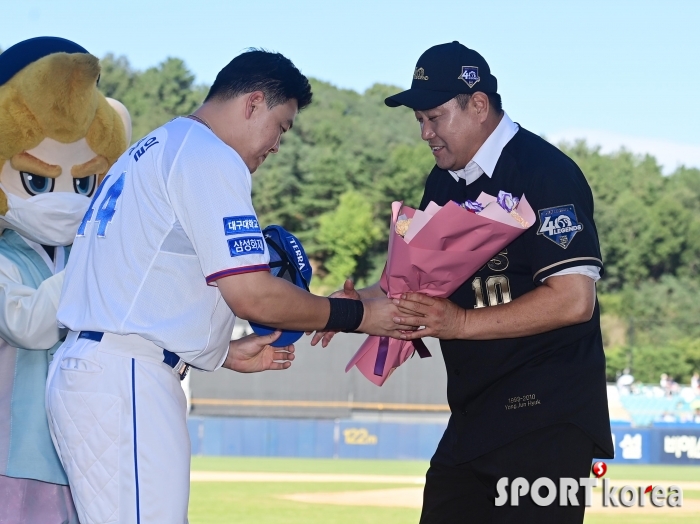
77 172 126 238
472 275 512 308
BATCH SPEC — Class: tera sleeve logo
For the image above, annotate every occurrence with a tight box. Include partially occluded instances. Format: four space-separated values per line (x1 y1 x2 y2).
495 462 683 508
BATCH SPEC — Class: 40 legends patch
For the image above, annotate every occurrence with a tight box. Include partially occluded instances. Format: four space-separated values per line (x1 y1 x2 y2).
537 205 583 249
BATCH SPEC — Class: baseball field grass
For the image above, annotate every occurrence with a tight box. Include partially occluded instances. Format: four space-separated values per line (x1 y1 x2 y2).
188 457 700 524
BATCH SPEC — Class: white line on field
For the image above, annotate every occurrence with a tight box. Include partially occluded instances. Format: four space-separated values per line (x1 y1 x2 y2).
190 472 426 484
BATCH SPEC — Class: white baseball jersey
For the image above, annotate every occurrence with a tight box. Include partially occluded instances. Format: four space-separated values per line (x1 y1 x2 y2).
57 117 270 370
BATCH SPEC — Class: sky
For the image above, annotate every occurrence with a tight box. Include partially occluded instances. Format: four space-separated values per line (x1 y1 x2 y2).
4 0 700 173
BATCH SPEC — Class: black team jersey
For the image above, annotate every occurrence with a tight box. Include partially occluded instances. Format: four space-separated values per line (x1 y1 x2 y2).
419 127 613 465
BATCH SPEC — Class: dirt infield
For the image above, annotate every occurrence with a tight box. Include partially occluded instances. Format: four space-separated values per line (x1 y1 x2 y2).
191 472 700 491
283 487 423 508
281 487 700 514
190 472 700 515
190 471 425 484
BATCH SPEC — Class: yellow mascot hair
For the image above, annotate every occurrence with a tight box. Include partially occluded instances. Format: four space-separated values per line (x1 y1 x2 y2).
0 52 127 213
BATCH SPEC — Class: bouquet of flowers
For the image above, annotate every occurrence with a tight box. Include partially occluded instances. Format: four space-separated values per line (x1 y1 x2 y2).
345 191 536 386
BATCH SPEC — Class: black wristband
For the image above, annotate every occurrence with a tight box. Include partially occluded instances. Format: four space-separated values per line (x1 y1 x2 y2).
324 298 364 332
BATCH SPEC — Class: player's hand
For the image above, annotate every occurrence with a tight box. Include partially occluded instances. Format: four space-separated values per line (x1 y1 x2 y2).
392 293 467 340
224 331 295 373
359 296 418 337
307 279 361 347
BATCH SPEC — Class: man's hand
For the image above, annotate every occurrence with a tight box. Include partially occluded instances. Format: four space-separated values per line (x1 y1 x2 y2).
223 331 295 373
392 293 466 340
359 296 417 337
308 279 360 347
393 274 596 341
308 280 416 345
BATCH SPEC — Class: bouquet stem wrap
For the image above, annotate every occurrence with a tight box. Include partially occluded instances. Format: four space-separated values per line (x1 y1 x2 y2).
346 195 535 386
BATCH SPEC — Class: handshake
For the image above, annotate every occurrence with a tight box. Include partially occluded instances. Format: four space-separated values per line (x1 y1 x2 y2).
223 280 420 375
226 193 535 386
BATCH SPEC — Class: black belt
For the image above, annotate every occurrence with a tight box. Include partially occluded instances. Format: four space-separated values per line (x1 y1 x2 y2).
78 331 190 381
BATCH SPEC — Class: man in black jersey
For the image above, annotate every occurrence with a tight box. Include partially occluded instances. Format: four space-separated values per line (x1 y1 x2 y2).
311 42 613 523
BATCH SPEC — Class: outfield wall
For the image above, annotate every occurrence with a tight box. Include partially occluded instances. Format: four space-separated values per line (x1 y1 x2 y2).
188 416 445 461
610 424 700 465
188 416 700 465
189 330 448 419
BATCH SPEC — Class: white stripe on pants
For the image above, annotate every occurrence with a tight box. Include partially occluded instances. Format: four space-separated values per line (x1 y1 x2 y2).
46 333 190 524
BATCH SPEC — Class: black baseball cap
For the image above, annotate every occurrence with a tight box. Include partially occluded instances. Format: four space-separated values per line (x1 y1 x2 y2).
385 41 498 111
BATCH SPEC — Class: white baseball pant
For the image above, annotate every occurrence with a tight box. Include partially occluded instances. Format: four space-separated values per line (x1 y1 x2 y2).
46 331 190 524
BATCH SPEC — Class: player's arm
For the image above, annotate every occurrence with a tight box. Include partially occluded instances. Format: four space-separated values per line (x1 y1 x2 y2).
306 278 386 347
216 271 409 337
168 141 401 337
393 273 595 340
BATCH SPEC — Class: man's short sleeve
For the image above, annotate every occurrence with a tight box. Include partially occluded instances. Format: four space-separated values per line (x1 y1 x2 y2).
167 139 269 285
528 163 604 283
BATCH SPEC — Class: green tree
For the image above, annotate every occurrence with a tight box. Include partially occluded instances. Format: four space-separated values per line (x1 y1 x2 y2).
562 142 700 292
375 142 435 216
317 191 382 288
619 276 700 346
601 275 700 382
98 54 133 102
98 54 207 141
629 345 691 384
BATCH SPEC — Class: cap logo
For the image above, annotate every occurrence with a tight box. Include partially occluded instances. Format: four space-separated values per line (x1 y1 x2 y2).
459 66 480 88
413 67 429 81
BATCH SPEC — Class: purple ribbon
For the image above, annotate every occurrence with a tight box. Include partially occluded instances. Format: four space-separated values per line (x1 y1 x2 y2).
374 337 390 376
373 337 432 376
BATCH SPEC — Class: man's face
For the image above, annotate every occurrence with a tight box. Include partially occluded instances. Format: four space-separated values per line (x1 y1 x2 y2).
414 98 482 171
243 98 297 174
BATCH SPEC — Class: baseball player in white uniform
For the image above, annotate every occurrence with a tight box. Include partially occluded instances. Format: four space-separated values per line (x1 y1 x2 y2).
46 50 407 523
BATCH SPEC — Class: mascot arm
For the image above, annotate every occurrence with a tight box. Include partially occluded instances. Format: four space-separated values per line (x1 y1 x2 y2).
0 256 64 350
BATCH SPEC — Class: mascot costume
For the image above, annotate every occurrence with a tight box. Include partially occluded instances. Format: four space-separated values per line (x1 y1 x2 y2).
0 37 130 522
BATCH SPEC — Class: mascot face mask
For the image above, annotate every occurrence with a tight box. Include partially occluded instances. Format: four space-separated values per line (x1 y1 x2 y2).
0 37 131 246
0 185 90 246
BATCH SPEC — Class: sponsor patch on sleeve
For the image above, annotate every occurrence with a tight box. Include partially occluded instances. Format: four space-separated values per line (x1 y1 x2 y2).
537 205 583 249
228 236 265 257
223 215 261 236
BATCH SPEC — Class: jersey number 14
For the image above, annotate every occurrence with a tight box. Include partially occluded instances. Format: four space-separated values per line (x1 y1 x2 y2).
77 172 126 238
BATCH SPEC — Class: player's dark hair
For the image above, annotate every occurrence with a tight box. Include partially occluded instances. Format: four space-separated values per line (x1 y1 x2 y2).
205 49 312 110
454 92 502 113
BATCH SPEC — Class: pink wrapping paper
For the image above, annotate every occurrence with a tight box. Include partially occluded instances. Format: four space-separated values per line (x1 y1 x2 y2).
345 196 536 386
